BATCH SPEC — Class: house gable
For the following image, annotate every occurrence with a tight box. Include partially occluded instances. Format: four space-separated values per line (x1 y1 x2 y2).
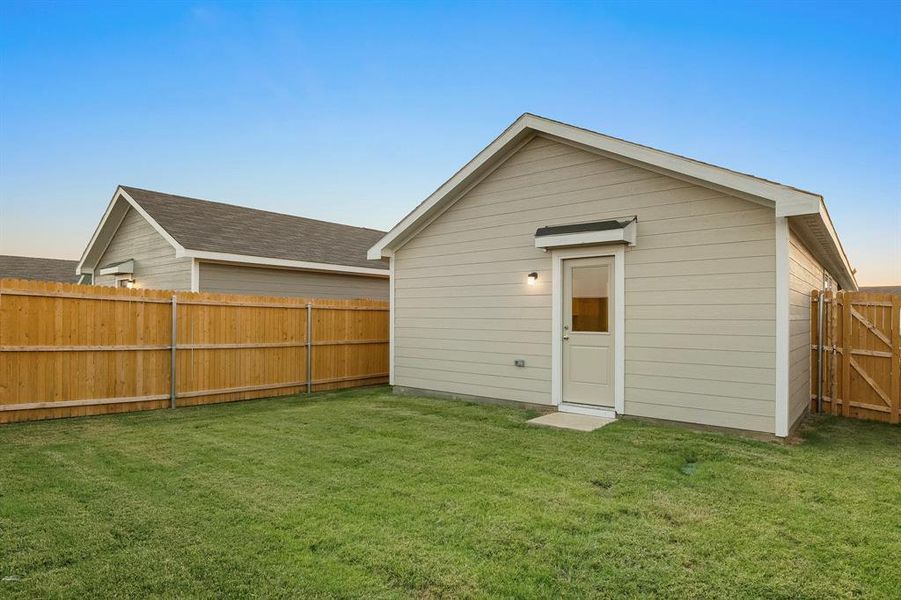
93 206 192 289
79 186 388 280
371 114 855 290
77 188 183 278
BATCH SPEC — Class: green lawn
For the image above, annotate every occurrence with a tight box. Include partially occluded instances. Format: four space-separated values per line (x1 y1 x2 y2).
1 387 899 599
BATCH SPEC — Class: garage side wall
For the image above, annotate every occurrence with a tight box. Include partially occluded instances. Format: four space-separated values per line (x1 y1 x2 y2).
788 227 825 427
94 207 192 289
392 135 778 432
198 262 388 300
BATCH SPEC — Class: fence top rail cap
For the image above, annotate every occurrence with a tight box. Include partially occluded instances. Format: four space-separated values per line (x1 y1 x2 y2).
0 277 387 308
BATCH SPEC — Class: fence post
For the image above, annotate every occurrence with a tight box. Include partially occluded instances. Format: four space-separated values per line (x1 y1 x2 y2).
306 303 312 394
892 296 900 425
813 290 824 414
170 295 177 409
841 291 852 418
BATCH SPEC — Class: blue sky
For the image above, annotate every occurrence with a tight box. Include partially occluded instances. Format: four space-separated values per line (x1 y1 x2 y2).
1 1 899 285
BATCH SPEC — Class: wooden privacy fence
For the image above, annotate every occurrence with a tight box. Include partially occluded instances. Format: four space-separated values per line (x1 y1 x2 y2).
810 290 900 424
0 278 388 424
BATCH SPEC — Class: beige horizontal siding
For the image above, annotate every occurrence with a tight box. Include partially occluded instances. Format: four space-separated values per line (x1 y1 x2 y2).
396 377 550 405
94 207 192 290
624 396 775 433
405 200 770 251
625 346 775 370
787 227 823 427
626 304 775 321
393 135 776 432
198 262 388 300
395 318 551 332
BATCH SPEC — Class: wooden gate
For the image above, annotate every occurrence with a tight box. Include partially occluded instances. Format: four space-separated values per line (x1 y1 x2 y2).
810 290 900 423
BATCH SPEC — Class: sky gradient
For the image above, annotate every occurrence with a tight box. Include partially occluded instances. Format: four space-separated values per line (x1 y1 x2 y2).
1 1 899 285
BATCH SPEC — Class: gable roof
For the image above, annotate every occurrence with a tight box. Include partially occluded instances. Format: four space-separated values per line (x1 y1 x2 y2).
0 255 79 282
78 186 388 277
368 113 857 290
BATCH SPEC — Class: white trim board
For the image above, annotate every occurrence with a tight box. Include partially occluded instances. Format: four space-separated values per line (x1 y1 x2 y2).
183 251 388 277
190 259 200 292
774 216 790 438
550 245 625 415
388 256 396 385
558 403 617 419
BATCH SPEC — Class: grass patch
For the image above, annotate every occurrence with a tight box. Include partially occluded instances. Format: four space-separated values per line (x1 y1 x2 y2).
1 386 899 598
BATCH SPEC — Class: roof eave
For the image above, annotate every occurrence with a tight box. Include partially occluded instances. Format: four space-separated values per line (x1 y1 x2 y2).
816 200 858 290
184 250 389 277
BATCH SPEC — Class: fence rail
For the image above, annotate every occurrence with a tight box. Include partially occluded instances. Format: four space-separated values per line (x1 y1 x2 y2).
810 290 900 424
0 278 388 423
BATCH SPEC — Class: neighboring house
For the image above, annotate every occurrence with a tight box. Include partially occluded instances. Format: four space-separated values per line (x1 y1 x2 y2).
0 255 79 283
861 285 901 295
369 114 857 437
77 186 388 299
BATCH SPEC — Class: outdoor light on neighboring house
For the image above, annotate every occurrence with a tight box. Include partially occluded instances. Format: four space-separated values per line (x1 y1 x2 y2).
527 272 538 285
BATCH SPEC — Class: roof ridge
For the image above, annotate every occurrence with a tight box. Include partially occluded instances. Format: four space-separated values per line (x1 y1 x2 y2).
119 185 386 234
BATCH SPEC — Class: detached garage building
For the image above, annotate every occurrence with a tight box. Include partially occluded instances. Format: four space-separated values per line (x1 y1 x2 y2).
77 186 388 299
369 114 857 437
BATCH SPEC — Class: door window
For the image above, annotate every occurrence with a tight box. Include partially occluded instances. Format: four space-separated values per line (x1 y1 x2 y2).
571 265 609 332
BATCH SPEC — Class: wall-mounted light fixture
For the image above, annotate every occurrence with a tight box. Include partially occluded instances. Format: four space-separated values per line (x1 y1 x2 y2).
527 272 538 286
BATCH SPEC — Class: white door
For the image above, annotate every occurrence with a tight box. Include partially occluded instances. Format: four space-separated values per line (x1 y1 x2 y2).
562 256 614 407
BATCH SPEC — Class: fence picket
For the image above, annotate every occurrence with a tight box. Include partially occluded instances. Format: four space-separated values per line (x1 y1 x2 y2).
892 296 900 424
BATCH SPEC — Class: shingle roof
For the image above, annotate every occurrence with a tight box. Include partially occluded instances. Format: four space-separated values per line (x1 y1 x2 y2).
120 186 388 271
535 217 635 237
0 255 79 282
861 286 901 295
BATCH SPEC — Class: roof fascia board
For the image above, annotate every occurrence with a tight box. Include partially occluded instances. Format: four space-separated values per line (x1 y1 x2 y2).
544 134 775 211
527 116 823 211
89 207 130 274
380 132 539 258
187 250 389 277
775 196 822 217
76 187 127 274
817 201 857 290
367 120 535 260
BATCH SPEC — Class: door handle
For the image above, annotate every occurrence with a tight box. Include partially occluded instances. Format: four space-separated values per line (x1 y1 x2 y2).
562 325 569 341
